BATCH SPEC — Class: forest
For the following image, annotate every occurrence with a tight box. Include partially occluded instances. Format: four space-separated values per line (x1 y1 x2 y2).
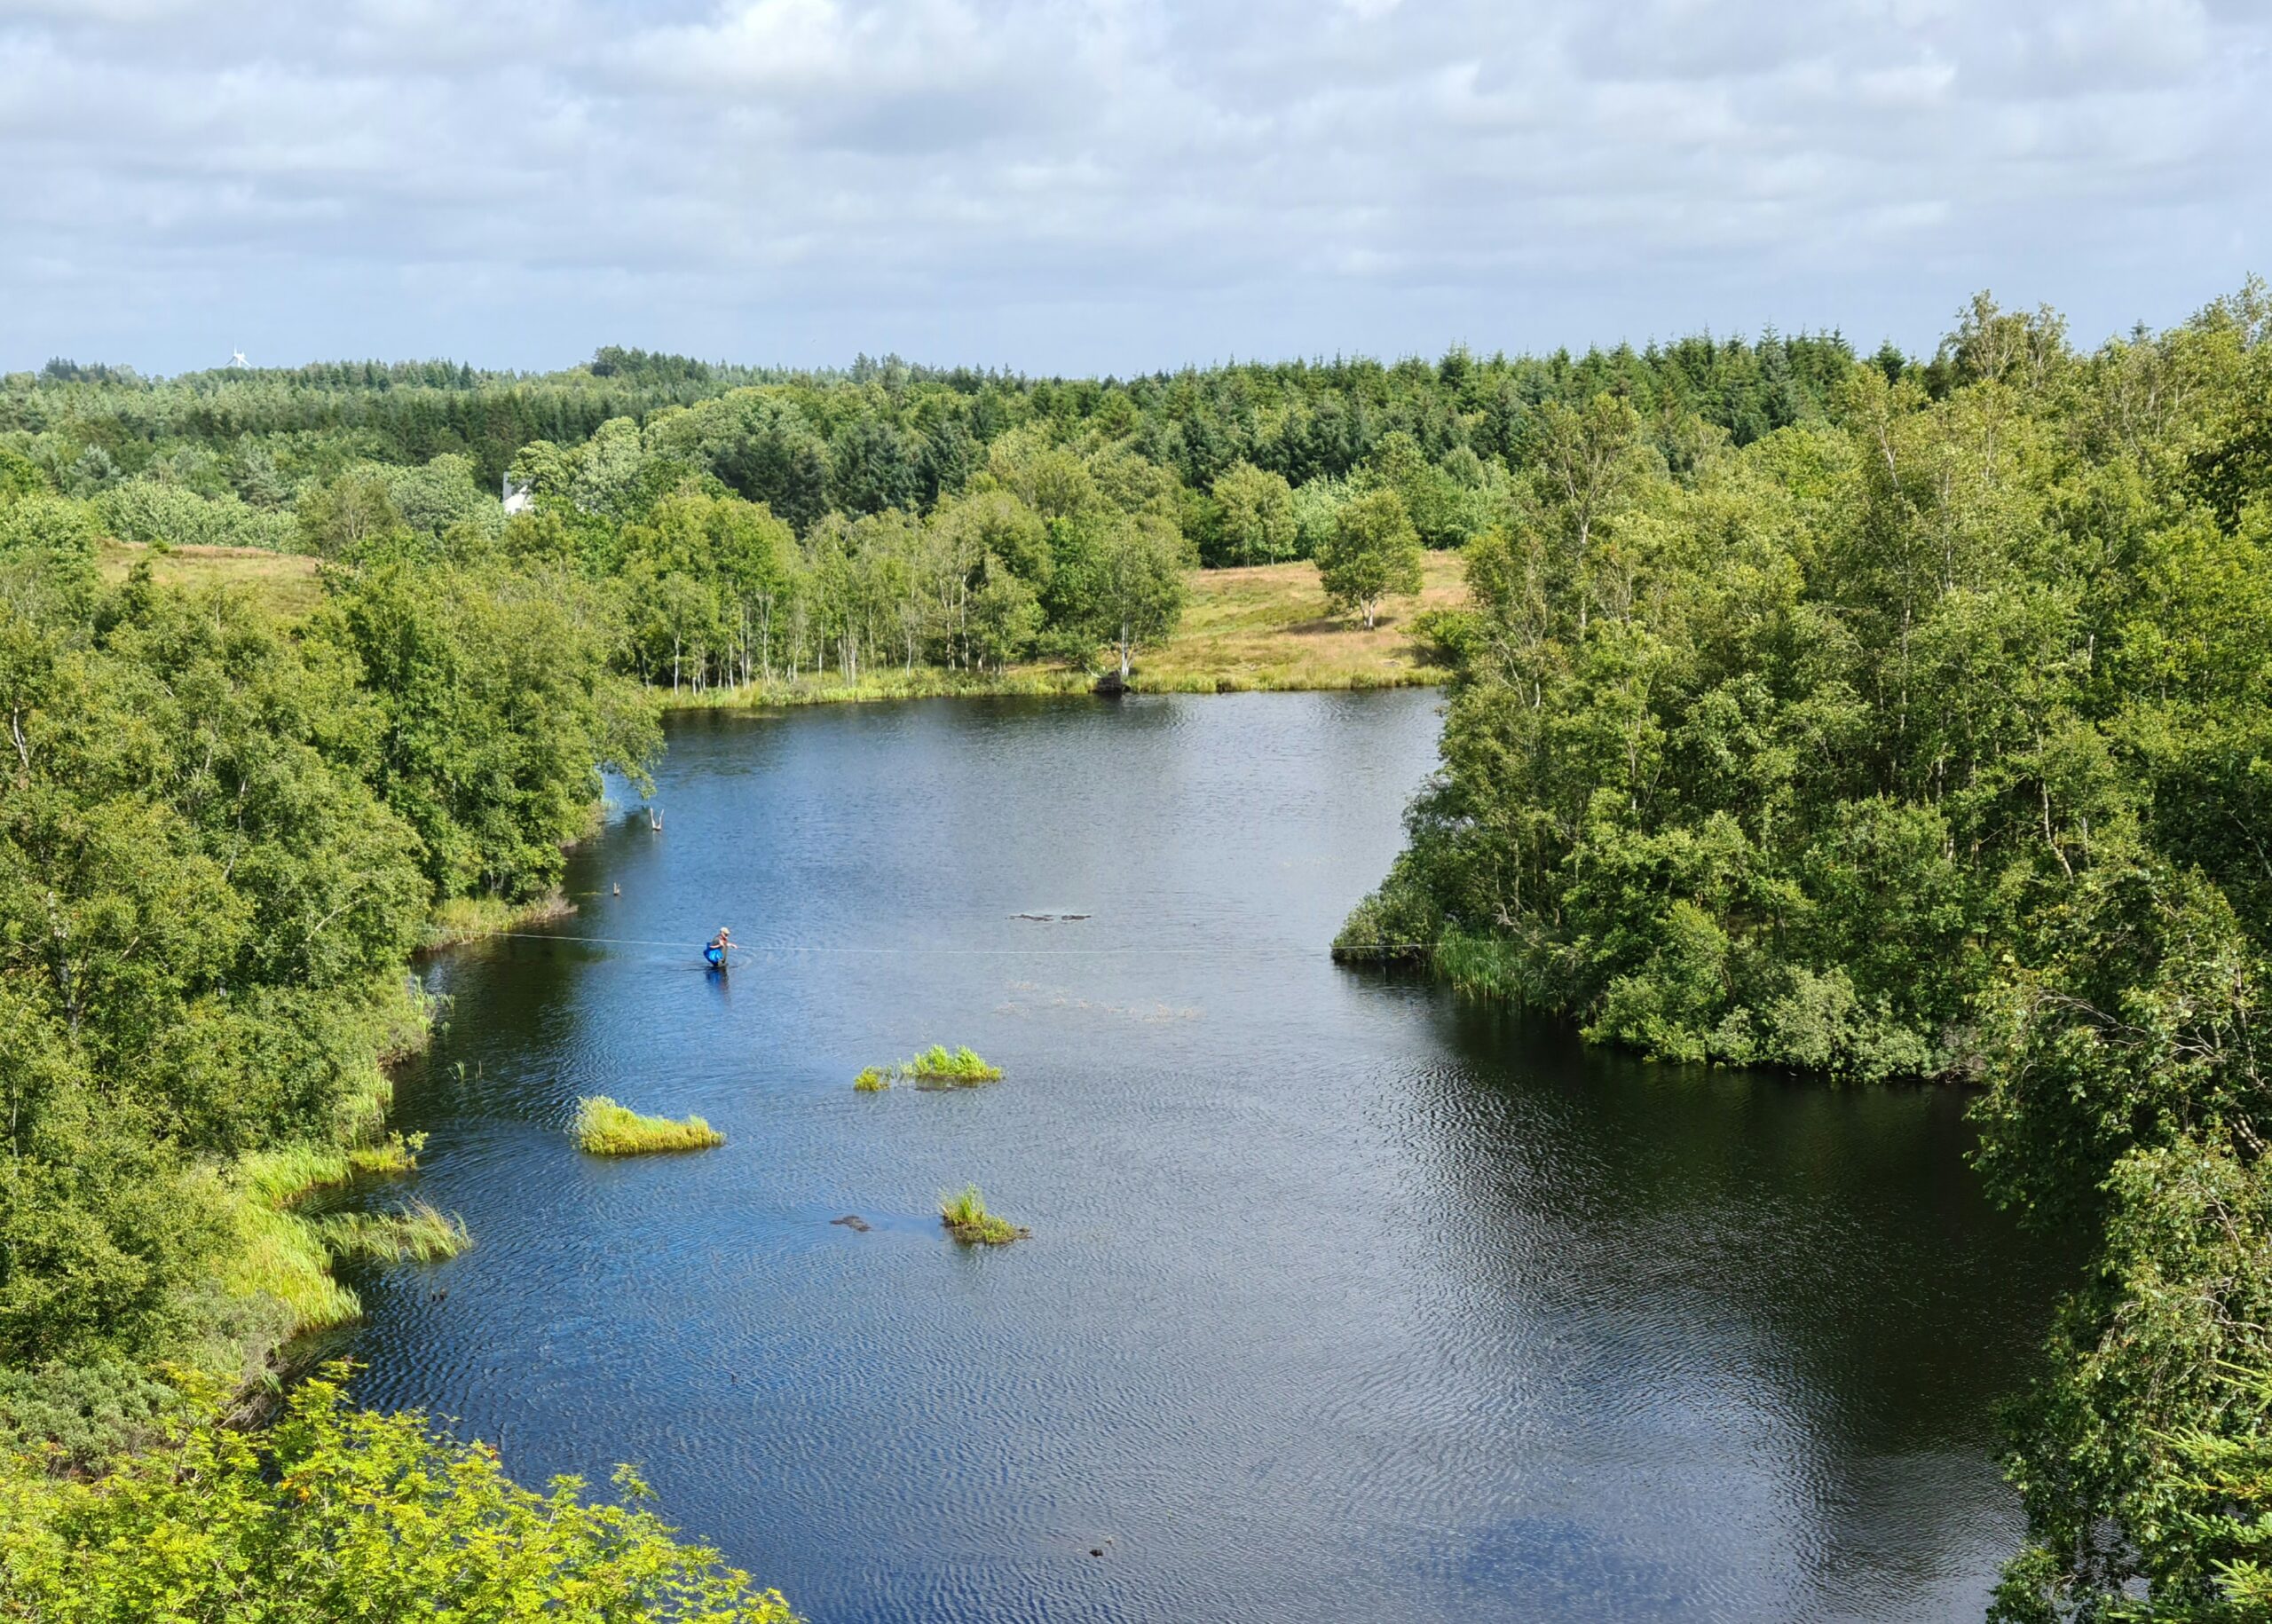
2 329 1860 693
2 291 2268 1618
1338 286 2272 1620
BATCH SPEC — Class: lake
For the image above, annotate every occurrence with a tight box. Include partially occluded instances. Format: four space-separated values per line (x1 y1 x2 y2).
343 690 2066 1623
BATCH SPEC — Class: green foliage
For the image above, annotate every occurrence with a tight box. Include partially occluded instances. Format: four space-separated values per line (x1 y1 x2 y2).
855 1046 1002 1091
1316 488 1423 630
96 478 295 553
0 398 793 1615
1343 284 2272 1613
0 1361 181 1475
0 1368 799 1622
4 325 1879 697
938 1186 1027 1245
1209 461 1298 565
572 1097 726 1156
311 560 659 901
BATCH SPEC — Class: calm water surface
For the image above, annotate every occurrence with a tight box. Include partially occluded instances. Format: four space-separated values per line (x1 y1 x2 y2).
346 690 2066 1623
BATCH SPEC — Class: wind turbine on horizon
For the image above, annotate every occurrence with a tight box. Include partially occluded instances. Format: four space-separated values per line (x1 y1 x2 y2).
228 346 248 368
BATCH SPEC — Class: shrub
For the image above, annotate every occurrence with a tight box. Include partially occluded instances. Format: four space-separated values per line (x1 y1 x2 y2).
0 1368 797 1621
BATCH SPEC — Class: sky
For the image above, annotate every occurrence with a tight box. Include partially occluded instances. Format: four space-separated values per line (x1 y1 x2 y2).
4 0 2268 377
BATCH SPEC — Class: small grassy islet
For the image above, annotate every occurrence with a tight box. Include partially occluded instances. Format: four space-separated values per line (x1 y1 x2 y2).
852 1045 1003 1091
939 1185 1030 1245
572 1095 726 1155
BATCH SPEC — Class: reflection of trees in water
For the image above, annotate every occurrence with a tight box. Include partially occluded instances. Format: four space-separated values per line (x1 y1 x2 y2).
1362 989 2077 1609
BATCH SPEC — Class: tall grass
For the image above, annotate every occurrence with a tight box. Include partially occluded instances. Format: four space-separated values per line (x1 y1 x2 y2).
422 890 576 951
857 1045 1002 1090
317 1202 471 1265
938 1185 1029 1245
572 1096 726 1155
217 1184 365 1336
217 1131 467 1349
237 1133 423 1209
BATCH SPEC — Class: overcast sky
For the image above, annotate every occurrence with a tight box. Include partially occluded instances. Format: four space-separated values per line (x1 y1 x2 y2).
4 0 2268 376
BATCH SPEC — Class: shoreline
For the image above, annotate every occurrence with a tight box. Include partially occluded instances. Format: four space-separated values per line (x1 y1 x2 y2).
651 662 1442 712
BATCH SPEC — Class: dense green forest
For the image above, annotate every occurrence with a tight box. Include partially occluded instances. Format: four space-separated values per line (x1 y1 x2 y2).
0 519 788 1612
4 292 2269 1617
1338 285 2272 1619
1 329 1866 692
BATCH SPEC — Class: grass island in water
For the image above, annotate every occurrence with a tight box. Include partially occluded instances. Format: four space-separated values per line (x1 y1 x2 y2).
572 1096 727 1155
939 1185 1030 1245
854 1045 1003 1091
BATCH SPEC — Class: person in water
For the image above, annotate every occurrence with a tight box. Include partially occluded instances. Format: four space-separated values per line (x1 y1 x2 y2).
706 926 732 966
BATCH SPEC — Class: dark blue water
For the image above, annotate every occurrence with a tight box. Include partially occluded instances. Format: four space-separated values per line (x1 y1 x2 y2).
344 691 2063 1622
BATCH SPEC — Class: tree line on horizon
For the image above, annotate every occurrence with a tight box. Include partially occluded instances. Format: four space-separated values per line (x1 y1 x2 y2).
3 325 1879 690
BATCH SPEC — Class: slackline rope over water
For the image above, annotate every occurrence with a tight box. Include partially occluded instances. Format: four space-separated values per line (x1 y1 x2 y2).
465 931 1430 958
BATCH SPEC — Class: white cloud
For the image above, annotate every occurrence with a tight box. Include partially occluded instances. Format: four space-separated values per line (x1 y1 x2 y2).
2 0 2266 373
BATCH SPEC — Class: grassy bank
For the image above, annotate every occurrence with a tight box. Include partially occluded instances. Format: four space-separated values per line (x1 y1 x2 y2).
421 888 576 951
659 554 1463 709
93 543 1461 705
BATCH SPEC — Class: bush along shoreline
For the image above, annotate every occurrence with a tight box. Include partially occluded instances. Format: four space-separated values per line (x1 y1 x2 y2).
0 527 793 1612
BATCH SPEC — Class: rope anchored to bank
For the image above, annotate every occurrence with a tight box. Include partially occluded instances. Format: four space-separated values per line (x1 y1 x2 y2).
462 930 1411 958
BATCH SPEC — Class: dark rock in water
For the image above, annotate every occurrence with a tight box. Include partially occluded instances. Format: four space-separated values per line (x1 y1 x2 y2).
1092 670 1125 697
830 1215 872 1233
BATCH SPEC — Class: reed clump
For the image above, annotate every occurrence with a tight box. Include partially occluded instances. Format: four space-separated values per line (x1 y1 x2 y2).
238 1133 425 1209
939 1185 1030 1245
908 1045 1002 1083
318 1202 472 1265
572 1095 726 1155
854 1046 1002 1091
219 1180 365 1336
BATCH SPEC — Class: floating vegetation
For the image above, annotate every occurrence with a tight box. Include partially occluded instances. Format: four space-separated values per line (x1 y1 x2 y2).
939 1185 1030 1245
908 1045 1002 1083
572 1096 726 1155
318 1201 472 1265
856 1045 1003 1091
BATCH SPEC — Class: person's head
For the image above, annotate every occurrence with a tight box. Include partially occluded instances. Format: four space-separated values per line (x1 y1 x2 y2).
718 926 730 937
